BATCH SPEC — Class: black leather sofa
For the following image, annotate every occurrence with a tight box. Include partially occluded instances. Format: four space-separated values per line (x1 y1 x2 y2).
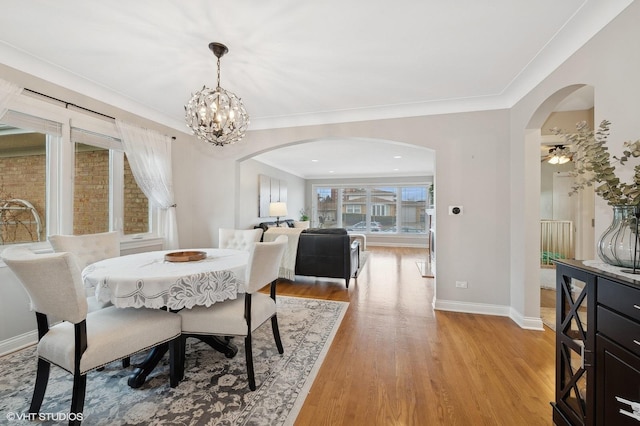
254 222 360 288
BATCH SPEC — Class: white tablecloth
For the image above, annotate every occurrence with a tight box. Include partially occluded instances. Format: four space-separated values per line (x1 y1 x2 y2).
82 248 249 310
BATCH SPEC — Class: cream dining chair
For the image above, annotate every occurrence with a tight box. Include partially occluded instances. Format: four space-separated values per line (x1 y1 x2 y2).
48 231 120 312
49 232 128 367
179 235 288 390
1 247 183 426
218 228 263 251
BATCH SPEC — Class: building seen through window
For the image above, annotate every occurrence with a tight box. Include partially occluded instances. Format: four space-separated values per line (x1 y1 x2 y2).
313 185 428 234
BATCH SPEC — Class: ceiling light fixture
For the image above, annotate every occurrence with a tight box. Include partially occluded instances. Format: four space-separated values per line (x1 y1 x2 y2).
185 42 249 146
548 155 570 165
547 146 571 165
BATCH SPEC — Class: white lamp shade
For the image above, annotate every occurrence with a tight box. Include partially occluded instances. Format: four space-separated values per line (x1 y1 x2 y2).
269 202 288 217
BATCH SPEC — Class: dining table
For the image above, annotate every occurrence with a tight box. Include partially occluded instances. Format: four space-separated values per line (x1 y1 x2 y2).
82 248 249 388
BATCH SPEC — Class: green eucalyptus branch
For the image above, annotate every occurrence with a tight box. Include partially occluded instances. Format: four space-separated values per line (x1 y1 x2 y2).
551 120 640 206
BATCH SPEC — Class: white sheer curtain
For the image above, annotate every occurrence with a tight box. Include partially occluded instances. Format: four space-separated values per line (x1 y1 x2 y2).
0 78 23 119
116 119 179 249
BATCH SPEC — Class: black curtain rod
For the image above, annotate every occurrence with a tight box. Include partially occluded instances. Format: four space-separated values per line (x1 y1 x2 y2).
24 88 177 140
24 88 115 120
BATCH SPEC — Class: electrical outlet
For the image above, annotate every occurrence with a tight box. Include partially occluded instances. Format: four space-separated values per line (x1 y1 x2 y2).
455 281 468 288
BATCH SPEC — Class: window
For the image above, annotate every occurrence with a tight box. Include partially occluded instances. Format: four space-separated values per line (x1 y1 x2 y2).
370 187 396 231
400 187 427 233
345 204 361 214
123 156 149 235
312 184 428 235
71 127 151 237
371 204 388 216
341 188 366 229
0 109 154 246
74 143 109 234
316 187 337 228
73 141 149 235
0 128 47 244
0 114 59 245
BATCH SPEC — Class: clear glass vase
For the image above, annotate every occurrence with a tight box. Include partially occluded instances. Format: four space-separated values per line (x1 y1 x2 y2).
597 205 640 268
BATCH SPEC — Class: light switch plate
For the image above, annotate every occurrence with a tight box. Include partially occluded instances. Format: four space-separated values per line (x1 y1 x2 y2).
449 206 463 215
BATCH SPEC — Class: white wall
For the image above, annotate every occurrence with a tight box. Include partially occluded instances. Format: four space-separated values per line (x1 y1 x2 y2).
0 266 35 353
510 1 640 324
179 111 512 312
238 159 306 230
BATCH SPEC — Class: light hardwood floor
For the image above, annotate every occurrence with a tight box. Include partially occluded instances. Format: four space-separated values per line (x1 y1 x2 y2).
541 287 556 309
276 247 556 425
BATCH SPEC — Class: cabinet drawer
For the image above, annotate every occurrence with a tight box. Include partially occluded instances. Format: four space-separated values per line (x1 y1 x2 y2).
596 336 640 426
598 306 640 357
598 278 640 322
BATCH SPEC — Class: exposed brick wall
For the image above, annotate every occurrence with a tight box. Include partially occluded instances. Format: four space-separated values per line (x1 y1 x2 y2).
0 153 46 243
123 156 149 234
74 149 109 234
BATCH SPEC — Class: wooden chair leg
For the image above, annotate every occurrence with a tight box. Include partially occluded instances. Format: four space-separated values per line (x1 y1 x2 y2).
271 316 284 354
169 337 182 387
245 334 256 391
179 335 188 373
29 358 50 414
70 373 87 426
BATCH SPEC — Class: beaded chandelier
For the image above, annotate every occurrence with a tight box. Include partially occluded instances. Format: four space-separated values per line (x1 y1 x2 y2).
185 42 249 146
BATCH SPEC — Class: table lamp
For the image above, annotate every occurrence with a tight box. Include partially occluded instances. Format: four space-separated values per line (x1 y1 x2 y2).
269 202 288 227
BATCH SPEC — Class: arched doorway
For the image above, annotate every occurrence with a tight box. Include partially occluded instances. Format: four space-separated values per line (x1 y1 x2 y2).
528 84 595 327
236 136 435 252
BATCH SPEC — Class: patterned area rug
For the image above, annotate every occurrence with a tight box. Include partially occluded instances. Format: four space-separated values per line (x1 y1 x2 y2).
0 296 348 425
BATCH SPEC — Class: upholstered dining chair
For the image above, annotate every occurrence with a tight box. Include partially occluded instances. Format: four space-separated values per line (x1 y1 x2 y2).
48 231 130 369
1 247 183 426
179 235 288 390
48 231 120 312
218 228 263 251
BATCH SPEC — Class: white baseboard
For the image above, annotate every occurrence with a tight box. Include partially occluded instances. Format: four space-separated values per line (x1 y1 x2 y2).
509 307 545 331
0 330 37 357
367 242 428 248
433 299 545 331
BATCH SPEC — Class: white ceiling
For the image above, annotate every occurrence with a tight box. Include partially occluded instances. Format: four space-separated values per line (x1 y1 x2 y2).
0 1 630 178
255 138 435 179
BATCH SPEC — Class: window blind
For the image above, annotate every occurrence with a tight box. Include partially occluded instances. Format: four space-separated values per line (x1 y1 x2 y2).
71 127 122 151
1 110 62 136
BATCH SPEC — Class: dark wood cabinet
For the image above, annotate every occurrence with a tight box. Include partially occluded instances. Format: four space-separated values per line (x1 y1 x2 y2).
596 335 640 425
553 260 640 426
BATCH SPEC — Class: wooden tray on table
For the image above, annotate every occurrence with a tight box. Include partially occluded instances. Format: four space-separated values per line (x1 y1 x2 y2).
164 251 207 262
